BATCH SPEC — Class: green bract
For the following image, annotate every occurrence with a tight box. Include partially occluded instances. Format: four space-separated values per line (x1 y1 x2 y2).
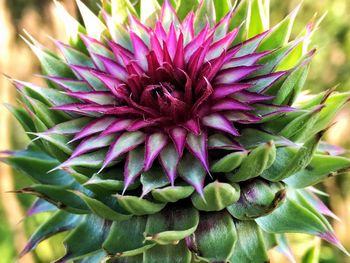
2 0 350 262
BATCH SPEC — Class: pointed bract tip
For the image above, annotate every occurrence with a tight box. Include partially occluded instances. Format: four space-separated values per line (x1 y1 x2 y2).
122 177 134 195
96 164 106 175
47 161 66 173
19 243 32 259
319 231 350 256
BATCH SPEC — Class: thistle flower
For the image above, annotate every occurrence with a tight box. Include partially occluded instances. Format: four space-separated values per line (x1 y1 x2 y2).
2 0 350 262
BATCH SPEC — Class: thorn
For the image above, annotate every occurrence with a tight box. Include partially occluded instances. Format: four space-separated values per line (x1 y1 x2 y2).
5 190 21 194
47 165 62 173
23 29 44 49
122 178 132 195
140 190 148 199
96 163 106 175
2 72 12 81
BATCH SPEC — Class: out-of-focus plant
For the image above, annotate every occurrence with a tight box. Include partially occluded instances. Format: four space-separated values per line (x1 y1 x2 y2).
0 0 348 260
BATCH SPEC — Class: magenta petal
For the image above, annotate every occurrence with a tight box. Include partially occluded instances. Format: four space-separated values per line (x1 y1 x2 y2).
52 103 115 115
128 14 151 35
225 111 262 123
166 23 177 59
184 23 209 61
307 191 341 221
155 21 167 42
108 40 133 57
100 119 133 136
247 71 288 92
212 83 252 100
100 131 146 173
222 50 272 69
64 91 116 105
70 134 114 158
70 65 107 91
159 144 180 185
319 232 349 256
183 118 201 136
233 91 275 103
130 31 149 70
45 76 91 92
174 32 185 68
202 113 239 136
206 28 239 61
150 32 164 62
79 34 107 52
108 40 133 66
123 147 145 192
104 106 144 116
186 132 210 173
211 98 253 112
192 77 213 113
144 133 168 171
169 127 187 157
91 71 128 99
127 119 159 131
93 54 128 82
70 117 116 142
215 65 262 84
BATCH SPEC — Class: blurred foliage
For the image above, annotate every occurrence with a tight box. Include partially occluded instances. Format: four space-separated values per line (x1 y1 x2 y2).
1 0 350 263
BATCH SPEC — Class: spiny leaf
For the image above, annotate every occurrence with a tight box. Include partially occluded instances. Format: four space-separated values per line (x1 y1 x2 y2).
262 131 323 181
256 193 347 254
284 154 350 188
21 36 75 78
17 185 89 214
58 215 110 262
5 104 36 135
258 4 300 51
5 148 74 185
75 192 131 221
20 211 81 257
310 92 350 135
246 0 269 38
278 105 323 141
27 199 57 217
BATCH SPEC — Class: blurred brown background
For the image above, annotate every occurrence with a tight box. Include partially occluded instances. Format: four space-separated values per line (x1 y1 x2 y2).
0 0 350 262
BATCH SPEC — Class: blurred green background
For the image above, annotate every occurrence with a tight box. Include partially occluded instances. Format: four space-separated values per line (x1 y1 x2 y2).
0 0 349 262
